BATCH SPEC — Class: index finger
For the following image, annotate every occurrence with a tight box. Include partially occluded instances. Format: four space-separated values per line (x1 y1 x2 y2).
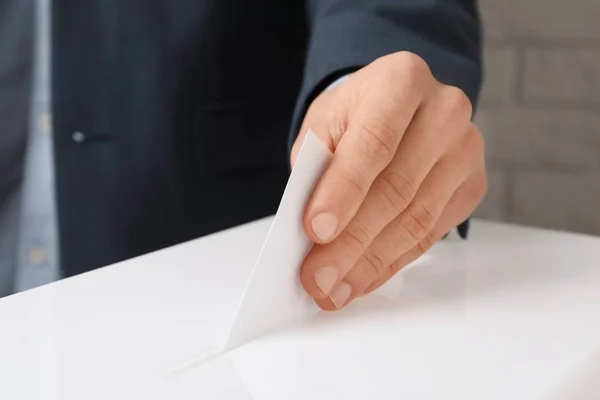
304 74 425 244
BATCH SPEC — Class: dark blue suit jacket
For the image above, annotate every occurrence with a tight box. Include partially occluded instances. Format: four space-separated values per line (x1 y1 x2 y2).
52 0 482 277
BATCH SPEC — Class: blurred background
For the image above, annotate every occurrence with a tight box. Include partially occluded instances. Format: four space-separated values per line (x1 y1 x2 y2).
474 0 600 236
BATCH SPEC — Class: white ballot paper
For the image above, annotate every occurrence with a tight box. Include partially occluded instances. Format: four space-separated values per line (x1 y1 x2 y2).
225 130 333 350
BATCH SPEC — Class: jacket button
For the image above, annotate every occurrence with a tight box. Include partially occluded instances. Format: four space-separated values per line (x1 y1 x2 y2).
72 131 86 143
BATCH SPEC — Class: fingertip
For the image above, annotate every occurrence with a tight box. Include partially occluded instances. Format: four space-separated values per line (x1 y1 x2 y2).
303 208 339 244
303 214 321 244
300 256 331 300
314 283 353 311
329 281 352 309
310 212 339 243
314 297 340 312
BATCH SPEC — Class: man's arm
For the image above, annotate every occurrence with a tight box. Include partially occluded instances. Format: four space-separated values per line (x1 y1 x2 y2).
289 0 482 148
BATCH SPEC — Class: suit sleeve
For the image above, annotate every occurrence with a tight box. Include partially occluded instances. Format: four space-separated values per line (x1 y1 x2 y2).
288 0 483 148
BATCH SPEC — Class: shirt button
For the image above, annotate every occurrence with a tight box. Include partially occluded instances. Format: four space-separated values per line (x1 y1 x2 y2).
38 113 52 134
72 131 86 143
29 246 48 266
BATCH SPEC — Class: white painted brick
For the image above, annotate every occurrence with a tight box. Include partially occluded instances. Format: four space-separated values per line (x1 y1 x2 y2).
480 46 517 104
479 0 600 41
513 172 600 235
475 109 600 169
474 168 508 221
523 48 600 104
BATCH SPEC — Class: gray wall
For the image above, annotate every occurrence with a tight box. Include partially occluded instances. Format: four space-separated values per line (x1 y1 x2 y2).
474 0 600 235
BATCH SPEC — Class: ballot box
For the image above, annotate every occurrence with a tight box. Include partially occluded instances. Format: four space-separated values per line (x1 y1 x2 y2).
1 216 600 400
2 132 600 399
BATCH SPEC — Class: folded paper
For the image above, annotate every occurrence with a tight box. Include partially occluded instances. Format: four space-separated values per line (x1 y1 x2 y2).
225 130 333 350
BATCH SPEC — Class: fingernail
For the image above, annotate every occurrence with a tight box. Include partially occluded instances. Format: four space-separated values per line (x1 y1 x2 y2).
314 266 339 295
330 282 352 308
311 213 338 241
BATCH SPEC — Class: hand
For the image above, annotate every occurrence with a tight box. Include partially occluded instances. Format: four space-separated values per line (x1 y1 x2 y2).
293 52 487 311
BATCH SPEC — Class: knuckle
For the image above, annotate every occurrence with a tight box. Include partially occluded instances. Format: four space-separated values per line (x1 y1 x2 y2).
478 141 487 164
322 113 348 147
404 202 436 242
340 167 369 199
388 258 406 275
442 86 473 120
374 52 430 92
466 126 485 158
377 169 418 213
390 247 420 275
356 119 397 163
416 232 436 256
393 51 430 80
479 174 489 199
341 224 372 255
361 249 389 277
472 172 489 202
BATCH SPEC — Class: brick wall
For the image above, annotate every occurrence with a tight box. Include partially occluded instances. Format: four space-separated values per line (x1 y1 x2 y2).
474 0 600 235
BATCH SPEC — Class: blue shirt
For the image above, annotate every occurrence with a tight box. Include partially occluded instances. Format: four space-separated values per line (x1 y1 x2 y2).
14 0 61 292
